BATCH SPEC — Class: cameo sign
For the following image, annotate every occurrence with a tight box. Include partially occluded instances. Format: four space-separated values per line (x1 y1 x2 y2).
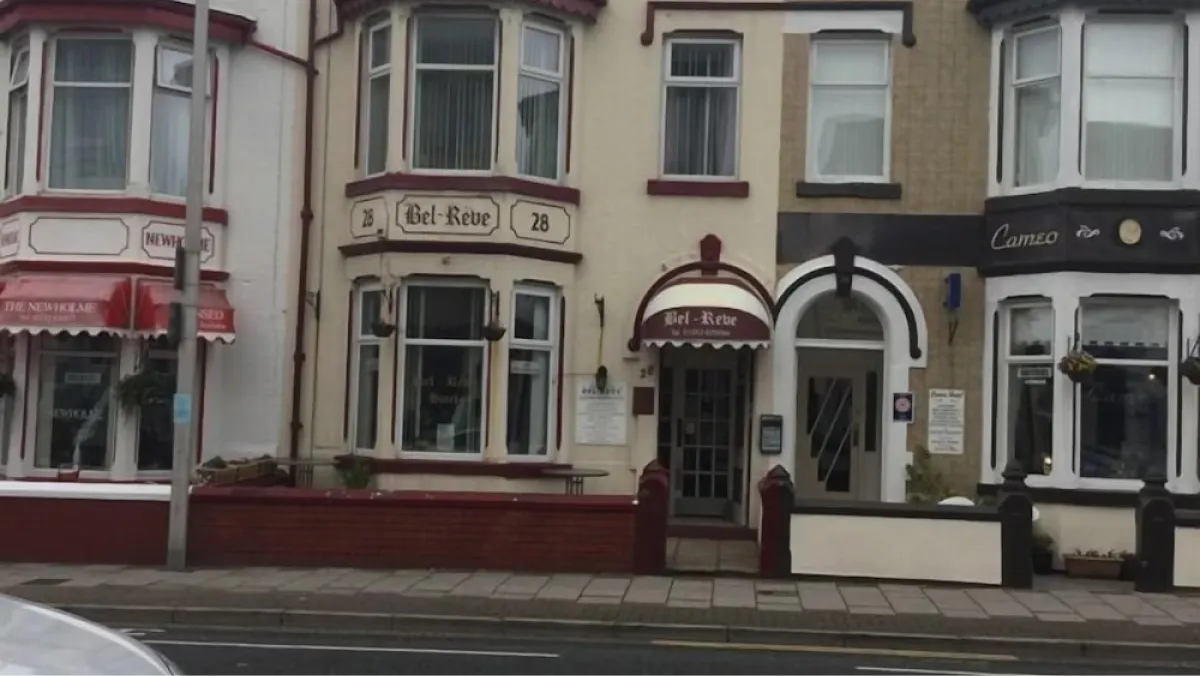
989 223 1058 251
396 195 500 236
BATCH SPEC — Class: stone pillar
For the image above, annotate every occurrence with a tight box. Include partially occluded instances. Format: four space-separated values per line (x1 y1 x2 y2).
633 461 669 575
998 460 1034 589
757 465 795 578
1136 469 1175 593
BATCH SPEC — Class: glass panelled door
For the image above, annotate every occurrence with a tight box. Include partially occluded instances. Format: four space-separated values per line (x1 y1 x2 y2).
672 366 735 517
797 367 866 499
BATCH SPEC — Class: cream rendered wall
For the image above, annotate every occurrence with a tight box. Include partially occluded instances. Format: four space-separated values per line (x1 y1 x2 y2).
303 0 783 502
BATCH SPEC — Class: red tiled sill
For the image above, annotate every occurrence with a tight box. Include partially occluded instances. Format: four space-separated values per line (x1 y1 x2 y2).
646 179 750 198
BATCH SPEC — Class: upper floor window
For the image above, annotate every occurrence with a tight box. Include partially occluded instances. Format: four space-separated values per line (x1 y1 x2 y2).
411 15 497 172
517 24 565 181
5 44 28 196
48 37 134 191
661 38 739 178
151 44 214 196
361 17 391 176
998 14 1185 193
807 39 891 183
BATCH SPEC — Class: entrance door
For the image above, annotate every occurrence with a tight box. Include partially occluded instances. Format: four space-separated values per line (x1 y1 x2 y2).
796 351 880 500
668 349 736 518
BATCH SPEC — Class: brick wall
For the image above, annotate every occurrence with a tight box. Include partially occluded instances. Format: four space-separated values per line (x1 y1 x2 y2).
0 497 167 566
189 487 640 573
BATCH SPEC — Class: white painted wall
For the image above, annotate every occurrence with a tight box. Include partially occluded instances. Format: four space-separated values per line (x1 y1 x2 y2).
201 0 305 461
1036 503 1135 568
790 512 1003 584
1175 524 1200 588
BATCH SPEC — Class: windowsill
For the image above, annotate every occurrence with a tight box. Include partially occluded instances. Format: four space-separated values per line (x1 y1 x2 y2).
335 454 570 479
0 193 230 224
985 186 1200 212
645 179 750 198
976 481 1200 508
345 172 581 206
795 181 902 199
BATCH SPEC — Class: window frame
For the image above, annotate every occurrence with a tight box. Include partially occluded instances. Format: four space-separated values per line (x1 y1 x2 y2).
1003 23 1062 193
1078 17 1184 190
44 32 136 194
407 13 500 175
1072 297 1177 487
360 15 392 177
31 334 121 473
149 41 216 199
395 278 491 459
5 41 29 197
805 36 892 184
997 301 1056 477
515 21 567 184
350 283 385 454
659 36 742 181
506 284 559 460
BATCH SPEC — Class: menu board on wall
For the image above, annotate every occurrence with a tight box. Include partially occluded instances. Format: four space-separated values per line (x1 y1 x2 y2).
574 380 628 446
927 388 965 455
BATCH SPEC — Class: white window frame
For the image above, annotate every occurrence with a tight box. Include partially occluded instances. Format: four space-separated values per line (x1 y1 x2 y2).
149 41 215 199
408 14 500 175
806 37 892 184
996 301 1055 477
1002 24 1061 193
5 43 29 197
659 36 742 181
506 284 559 460
396 278 490 459
350 284 385 454
361 16 391 177
44 33 135 194
1072 297 1178 490
1079 18 1184 190
515 22 566 183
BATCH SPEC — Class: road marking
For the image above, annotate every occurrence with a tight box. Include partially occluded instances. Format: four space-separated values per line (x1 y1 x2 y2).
854 667 1051 676
144 639 559 659
651 640 1018 662
118 628 166 638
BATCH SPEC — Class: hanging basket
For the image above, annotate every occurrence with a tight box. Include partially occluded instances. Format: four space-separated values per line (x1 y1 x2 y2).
483 321 507 342
370 320 396 338
1058 350 1097 385
1182 357 1200 385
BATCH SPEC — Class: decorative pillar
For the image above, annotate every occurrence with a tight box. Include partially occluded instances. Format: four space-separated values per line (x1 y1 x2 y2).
998 460 1034 589
1135 469 1175 593
633 460 669 574
757 465 794 578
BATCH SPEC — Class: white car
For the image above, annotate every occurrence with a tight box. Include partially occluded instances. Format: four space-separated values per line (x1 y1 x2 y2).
0 593 180 674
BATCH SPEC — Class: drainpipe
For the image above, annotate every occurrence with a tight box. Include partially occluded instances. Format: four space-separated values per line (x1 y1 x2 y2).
287 0 320 470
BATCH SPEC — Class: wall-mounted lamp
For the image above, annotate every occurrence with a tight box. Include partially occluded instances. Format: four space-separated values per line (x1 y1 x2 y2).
593 295 608 390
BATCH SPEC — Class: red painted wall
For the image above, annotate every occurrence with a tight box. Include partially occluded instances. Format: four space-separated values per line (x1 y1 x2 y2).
188 487 638 573
0 497 167 566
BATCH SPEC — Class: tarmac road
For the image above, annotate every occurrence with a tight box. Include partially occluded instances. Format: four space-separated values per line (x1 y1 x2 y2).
123 626 1200 675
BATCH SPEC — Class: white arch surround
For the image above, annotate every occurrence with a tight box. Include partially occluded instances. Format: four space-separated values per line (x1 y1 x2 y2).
772 255 929 503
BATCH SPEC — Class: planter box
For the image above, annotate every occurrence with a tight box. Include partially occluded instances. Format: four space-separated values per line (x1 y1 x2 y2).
1063 555 1123 580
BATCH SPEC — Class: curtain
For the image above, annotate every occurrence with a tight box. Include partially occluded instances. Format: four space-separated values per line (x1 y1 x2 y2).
354 344 380 450
663 86 737 176
1009 306 1052 353
1083 22 1176 182
365 73 390 174
1013 82 1060 186
811 87 886 178
49 39 133 190
413 17 495 171
6 87 25 193
517 28 561 179
150 90 190 195
1081 302 1170 347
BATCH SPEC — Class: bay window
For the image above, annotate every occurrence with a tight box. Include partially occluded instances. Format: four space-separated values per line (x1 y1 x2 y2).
1010 26 1060 188
507 287 557 457
150 44 214 197
1078 299 1172 480
411 15 497 172
517 24 564 181
662 38 739 178
807 38 890 182
400 282 487 454
48 37 133 191
1081 22 1180 183
34 334 119 471
351 287 383 452
362 17 391 176
5 44 28 196
1000 303 1055 476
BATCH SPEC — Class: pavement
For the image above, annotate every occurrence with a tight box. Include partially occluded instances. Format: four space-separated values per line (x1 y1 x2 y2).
132 626 1200 675
8 564 1200 664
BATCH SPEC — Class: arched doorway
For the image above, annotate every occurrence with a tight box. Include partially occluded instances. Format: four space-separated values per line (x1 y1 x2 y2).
772 253 928 503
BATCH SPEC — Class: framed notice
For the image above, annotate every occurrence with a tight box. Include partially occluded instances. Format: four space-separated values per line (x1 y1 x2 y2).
927 388 965 455
574 380 628 446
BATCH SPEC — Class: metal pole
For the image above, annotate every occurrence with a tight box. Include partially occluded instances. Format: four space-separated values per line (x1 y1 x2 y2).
167 0 210 571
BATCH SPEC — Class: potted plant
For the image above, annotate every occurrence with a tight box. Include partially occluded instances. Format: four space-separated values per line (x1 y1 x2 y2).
1058 348 1097 384
113 368 174 414
338 454 372 489
1032 526 1055 575
1062 548 1127 579
482 320 506 342
370 320 396 338
905 445 954 504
